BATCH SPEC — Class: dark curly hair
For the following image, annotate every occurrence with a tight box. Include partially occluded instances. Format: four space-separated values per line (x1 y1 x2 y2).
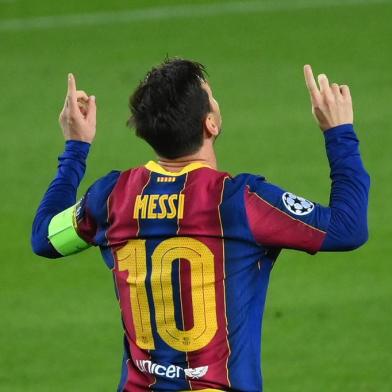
127 58 210 159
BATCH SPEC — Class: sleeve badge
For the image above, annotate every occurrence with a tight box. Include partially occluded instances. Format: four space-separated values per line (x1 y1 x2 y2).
282 192 315 216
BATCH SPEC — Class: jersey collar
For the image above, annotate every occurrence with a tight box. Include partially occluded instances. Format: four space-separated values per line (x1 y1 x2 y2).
145 160 212 176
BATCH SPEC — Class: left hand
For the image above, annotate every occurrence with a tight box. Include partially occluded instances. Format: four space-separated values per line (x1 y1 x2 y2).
304 65 353 132
59 73 97 143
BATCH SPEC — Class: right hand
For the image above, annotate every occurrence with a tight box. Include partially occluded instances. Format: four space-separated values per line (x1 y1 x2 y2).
304 64 353 132
59 74 97 143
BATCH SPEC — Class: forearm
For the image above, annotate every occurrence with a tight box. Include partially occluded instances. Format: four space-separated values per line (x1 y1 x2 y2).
321 124 370 251
31 141 90 257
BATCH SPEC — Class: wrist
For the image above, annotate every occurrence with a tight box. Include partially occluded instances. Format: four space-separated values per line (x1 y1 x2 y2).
64 140 91 160
323 123 358 164
64 135 94 143
324 123 353 132
323 124 355 141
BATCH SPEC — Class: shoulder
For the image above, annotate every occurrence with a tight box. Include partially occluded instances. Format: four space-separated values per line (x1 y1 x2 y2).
82 170 122 217
217 172 268 207
91 169 122 187
198 170 268 198
224 172 266 193
87 170 122 199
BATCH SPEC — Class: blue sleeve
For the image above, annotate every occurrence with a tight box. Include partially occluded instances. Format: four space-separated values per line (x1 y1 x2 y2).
31 141 90 258
245 124 370 253
321 124 370 250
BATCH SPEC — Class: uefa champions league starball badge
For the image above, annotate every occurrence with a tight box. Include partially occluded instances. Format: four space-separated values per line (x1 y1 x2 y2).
282 192 315 216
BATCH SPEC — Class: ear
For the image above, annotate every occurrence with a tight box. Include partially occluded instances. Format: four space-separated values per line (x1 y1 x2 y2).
203 114 220 138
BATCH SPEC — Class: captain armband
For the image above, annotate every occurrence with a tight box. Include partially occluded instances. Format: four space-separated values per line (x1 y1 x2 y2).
48 204 91 256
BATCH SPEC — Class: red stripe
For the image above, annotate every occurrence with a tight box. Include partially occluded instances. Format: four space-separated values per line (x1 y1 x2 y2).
178 169 230 390
245 187 326 254
107 167 155 389
107 168 150 245
76 205 97 244
180 259 194 329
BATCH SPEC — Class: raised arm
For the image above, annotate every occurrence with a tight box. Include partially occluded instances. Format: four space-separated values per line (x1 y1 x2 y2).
303 64 370 250
245 65 370 253
31 74 97 258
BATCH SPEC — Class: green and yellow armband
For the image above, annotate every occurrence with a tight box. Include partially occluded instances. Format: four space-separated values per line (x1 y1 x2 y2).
48 205 91 256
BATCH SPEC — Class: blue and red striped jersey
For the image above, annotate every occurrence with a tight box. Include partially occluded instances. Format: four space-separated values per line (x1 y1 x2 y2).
32 124 370 391
75 160 330 392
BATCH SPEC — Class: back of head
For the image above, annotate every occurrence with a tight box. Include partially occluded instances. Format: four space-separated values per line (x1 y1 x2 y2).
128 58 210 159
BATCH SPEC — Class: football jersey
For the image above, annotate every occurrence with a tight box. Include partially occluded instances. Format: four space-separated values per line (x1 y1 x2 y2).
32 124 369 391
73 160 331 392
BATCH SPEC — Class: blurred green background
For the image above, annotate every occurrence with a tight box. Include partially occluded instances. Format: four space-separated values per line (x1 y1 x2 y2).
1 0 391 391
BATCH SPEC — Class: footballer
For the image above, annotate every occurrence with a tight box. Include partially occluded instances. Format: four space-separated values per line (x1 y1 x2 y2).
32 59 370 391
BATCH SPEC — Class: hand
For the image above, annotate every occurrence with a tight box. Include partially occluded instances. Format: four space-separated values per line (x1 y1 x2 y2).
59 73 96 143
304 64 353 132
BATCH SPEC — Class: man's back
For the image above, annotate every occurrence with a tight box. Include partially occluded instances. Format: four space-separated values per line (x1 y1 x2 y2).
73 159 340 391
77 162 264 391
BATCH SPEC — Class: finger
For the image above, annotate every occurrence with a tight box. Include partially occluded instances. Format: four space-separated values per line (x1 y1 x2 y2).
317 73 331 94
62 75 72 111
340 85 351 99
86 96 96 122
76 91 89 116
304 64 321 103
331 83 341 98
78 101 88 117
62 94 69 112
67 73 78 109
76 90 89 102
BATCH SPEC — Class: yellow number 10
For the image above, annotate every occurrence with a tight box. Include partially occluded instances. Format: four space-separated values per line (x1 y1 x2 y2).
116 237 218 352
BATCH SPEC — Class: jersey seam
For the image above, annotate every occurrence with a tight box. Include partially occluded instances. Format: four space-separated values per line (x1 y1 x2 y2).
218 175 232 388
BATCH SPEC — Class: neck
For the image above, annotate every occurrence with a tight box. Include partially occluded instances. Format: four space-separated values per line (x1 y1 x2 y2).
157 141 217 172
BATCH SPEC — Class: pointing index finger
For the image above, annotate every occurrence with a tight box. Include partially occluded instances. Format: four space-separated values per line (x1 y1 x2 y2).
67 73 78 108
304 64 320 101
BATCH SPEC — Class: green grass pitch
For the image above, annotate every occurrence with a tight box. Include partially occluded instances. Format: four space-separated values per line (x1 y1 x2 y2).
0 0 391 390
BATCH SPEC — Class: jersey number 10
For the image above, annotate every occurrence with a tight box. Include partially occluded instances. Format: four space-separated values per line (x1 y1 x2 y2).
116 237 218 352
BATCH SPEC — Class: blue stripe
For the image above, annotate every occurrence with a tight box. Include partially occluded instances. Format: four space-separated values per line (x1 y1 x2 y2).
220 175 273 392
99 246 116 269
85 170 121 249
117 336 131 392
171 259 184 331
